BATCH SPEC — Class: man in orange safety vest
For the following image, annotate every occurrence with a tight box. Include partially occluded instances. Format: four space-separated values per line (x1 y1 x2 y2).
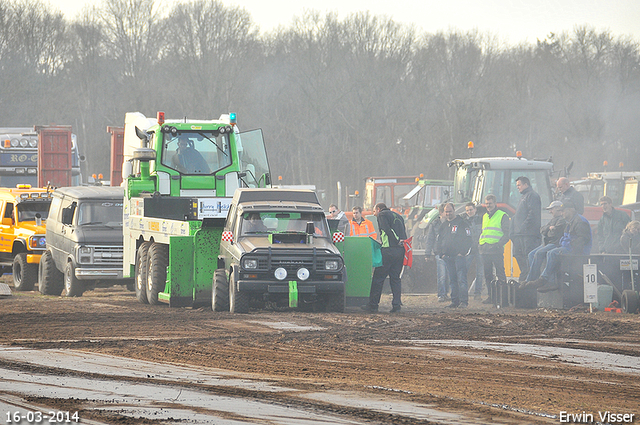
349 206 377 239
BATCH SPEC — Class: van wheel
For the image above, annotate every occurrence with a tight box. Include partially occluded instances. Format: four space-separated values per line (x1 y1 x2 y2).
621 290 639 314
38 251 63 296
135 242 151 304
212 269 229 311
228 274 249 313
146 243 168 305
64 262 84 297
13 253 37 291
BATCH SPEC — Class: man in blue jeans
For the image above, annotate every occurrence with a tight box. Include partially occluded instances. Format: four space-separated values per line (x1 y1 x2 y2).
435 203 472 308
529 200 592 293
525 200 566 283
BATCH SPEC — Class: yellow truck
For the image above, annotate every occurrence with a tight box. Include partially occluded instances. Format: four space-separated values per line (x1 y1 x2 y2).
0 185 51 290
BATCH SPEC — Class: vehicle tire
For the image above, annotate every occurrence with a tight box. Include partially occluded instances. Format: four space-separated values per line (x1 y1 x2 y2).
13 253 37 291
64 261 84 297
135 242 151 304
621 289 640 314
326 290 346 313
146 243 168 305
38 251 64 296
212 269 229 312
228 273 249 313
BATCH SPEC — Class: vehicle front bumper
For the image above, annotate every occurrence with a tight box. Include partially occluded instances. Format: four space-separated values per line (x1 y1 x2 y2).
75 267 124 280
237 280 345 294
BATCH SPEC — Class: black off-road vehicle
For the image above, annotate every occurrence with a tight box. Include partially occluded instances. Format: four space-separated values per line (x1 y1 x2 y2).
214 188 346 313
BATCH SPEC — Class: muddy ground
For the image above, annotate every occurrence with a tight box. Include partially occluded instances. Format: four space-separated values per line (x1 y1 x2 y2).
1 279 639 424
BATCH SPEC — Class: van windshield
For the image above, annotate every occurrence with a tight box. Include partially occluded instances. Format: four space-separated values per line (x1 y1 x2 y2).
77 201 123 227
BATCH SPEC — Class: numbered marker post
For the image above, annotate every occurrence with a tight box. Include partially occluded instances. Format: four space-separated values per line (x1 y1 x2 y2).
583 263 598 305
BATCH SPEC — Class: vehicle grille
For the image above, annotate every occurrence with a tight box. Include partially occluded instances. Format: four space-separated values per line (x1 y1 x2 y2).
93 246 123 264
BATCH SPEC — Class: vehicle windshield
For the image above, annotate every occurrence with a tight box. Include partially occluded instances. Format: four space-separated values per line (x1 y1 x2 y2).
453 166 476 204
17 202 51 221
236 129 271 188
77 201 123 227
161 130 232 175
240 211 329 237
419 184 453 208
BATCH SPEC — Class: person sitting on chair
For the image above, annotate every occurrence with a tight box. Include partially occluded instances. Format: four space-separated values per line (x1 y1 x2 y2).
171 136 210 174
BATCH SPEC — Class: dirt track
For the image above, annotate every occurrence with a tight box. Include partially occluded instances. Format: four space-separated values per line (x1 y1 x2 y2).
1 281 639 424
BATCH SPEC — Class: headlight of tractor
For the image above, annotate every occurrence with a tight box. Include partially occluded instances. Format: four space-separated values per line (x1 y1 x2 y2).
325 260 340 271
242 258 258 270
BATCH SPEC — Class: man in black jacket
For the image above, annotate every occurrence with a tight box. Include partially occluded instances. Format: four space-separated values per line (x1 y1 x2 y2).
436 203 472 308
362 203 407 313
511 176 542 283
556 177 584 215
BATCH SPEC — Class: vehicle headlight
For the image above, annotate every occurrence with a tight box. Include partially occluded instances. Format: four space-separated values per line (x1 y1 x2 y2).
274 267 287 280
80 246 92 254
325 260 339 271
29 236 46 249
296 268 310 281
242 258 258 270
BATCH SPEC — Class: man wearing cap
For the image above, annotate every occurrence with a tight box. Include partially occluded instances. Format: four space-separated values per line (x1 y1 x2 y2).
529 200 592 293
524 200 566 283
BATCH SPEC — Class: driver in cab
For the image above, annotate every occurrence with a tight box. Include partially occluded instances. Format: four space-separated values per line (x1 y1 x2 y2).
171 135 210 174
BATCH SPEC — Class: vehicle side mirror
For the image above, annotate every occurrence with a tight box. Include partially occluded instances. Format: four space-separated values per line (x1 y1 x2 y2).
135 126 149 148
306 222 315 235
264 173 271 186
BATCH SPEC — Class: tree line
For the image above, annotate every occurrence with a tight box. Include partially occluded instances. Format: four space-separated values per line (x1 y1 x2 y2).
1 0 639 205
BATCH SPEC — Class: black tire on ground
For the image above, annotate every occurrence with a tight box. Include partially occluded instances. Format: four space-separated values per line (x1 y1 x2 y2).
228 273 249 313
64 261 84 297
135 242 151 304
326 290 346 313
621 289 640 314
38 250 64 296
13 252 37 291
146 243 168 305
212 269 229 312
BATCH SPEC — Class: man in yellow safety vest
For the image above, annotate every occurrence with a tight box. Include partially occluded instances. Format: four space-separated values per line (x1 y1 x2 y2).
478 194 511 305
